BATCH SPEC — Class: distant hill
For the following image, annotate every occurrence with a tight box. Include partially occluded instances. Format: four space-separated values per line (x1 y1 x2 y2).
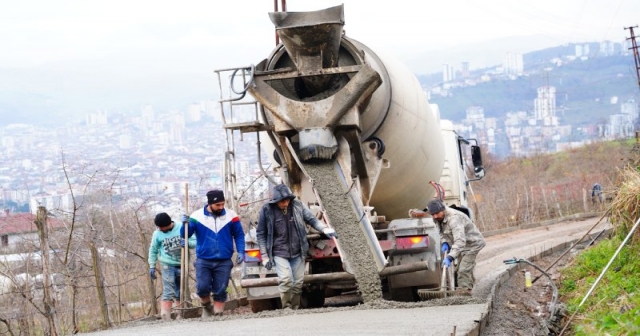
403 35 578 75
426 54 639 127
524 42 625 68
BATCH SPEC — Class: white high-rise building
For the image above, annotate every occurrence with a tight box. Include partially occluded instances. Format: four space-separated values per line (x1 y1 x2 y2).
1 136 15 149
169 113 185 144
600 41 615 56
534 86 557 125
621 99 639 121
504 53 524 75
465 106 485 130
461 62 470 78
86 110 108 125
141 105 154 124
186 103 202 123
141 105 155 135
442 64 455 82
607 114 634 139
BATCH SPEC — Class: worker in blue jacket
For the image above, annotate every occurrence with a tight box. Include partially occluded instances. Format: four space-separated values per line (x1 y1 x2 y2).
181 189 245 317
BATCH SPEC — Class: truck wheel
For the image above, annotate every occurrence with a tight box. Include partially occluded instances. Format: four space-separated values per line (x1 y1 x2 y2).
249 298 275 313
301 290 325 308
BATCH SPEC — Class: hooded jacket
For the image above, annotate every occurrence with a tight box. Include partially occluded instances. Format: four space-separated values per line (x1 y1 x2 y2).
256 184 327 261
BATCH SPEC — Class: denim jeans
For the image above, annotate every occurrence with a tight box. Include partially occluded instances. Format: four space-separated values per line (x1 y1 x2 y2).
273 256 305 295
194 258 233 302
160 264 181 301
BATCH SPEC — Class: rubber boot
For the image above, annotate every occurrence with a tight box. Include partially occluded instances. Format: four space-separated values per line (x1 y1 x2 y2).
213 301 225 316
201 301 214 318
280 292 292 309
290 294 301 310
160 301 173 320
173 301 181 320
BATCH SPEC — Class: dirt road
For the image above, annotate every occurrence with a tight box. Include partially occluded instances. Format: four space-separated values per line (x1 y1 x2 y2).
85 215 609 336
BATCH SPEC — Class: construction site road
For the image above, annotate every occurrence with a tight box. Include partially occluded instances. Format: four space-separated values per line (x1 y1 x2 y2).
85 214 610 336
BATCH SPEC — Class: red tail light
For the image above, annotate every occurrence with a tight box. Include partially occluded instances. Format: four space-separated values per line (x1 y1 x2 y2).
396 235 429 249
245 249 262 262
246 250 260 258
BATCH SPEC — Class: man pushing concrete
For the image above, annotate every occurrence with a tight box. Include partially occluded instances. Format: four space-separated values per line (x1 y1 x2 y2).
426 199 485 294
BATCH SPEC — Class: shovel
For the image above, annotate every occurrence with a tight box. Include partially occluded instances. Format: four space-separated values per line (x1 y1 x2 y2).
417 251 465 300
173 183 202 319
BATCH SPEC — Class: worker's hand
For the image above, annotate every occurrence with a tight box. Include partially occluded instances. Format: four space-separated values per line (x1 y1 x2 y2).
408 209 426 218
442 255 454 268
262 255 273 271
322 228 338 239
441 242 450 254
149 268 156 280
236 252 244 265
180 239 186 248
182 214 190 223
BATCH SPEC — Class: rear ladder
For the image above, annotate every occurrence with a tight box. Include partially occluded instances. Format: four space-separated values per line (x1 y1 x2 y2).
213 66 271 212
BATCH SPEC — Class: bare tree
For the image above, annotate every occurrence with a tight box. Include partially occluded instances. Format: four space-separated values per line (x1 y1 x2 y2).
34 206 58 336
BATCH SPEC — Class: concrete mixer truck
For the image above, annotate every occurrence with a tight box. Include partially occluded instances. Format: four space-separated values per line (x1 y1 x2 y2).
214 4 485 312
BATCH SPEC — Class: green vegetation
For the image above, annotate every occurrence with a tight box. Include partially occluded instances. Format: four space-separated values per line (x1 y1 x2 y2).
557 155 640 335
559 238 640 335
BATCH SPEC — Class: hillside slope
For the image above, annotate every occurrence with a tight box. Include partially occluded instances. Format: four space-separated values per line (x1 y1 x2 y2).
428 54 639 127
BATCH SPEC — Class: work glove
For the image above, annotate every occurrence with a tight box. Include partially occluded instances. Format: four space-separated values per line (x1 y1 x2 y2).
262 255 273 271
322 228 338 239
149 268 156 280
180 238 186 248
236 252 244 265
182 214 190 223
441 242 450 254
442 255 454 268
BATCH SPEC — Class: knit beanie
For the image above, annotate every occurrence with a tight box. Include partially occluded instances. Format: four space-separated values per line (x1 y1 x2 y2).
206 189 225 204
154 212 172 227
426 199 446 214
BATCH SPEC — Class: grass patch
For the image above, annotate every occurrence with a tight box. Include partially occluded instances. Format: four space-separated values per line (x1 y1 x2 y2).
559 238 640 335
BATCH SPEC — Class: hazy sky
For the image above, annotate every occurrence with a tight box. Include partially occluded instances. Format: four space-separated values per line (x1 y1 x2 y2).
2 0 638 70
0 0 638 121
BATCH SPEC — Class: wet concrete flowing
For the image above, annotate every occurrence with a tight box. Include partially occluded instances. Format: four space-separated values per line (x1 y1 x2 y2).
304 161 383 302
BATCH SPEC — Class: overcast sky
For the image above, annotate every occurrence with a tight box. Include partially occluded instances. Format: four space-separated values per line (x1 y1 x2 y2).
0 0 638 121
2 0 638 70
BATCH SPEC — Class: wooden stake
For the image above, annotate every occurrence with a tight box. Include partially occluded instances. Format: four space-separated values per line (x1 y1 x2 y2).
181 183 190 307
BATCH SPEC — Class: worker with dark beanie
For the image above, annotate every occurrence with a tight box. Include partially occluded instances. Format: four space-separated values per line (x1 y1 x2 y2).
181 189 245 317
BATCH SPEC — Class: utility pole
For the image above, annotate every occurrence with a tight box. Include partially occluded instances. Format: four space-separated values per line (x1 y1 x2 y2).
625 26 640 90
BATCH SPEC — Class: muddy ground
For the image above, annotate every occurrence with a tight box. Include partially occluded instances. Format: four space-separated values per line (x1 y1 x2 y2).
482 250 566 335
481 233 605 335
